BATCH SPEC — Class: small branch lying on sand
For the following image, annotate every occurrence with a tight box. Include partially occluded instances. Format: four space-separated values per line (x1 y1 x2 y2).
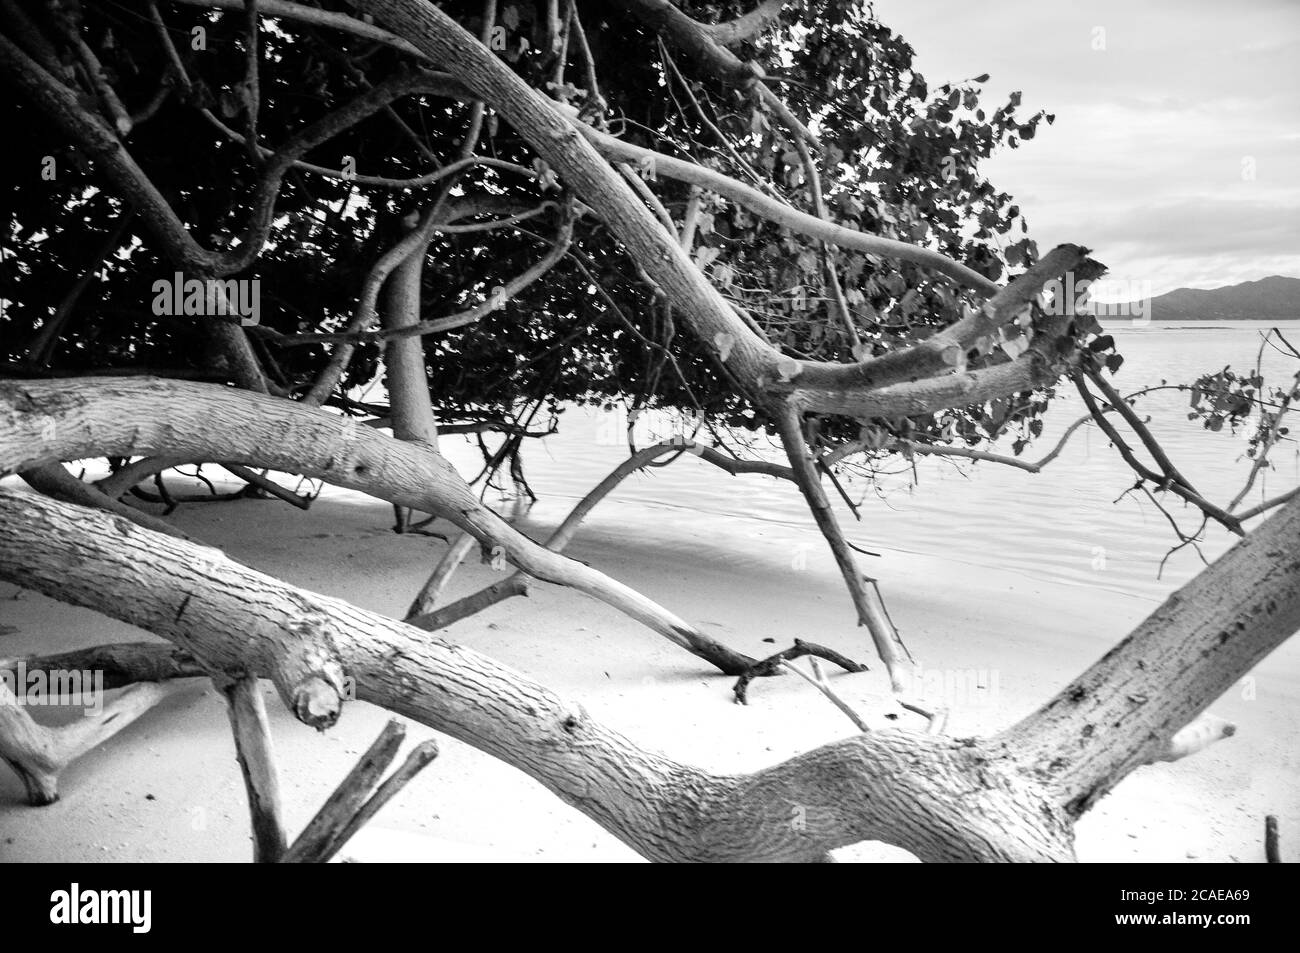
895 696 950 735
282 720 439 863
733 638 867 705
225 464 315 510
1265 815 1282 863
779 658 870 733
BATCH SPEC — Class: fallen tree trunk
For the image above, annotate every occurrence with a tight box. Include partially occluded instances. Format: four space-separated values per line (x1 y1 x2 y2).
2 488 1296 861
0 488 1063 860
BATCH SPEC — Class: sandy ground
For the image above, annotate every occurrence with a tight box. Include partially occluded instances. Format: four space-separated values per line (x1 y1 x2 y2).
0 479 1296 863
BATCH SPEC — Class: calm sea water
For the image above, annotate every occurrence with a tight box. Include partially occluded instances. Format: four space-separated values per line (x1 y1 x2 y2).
448 321 1300 605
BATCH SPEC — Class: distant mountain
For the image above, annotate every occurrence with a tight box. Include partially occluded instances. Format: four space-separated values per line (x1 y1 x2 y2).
1122 275 1300 322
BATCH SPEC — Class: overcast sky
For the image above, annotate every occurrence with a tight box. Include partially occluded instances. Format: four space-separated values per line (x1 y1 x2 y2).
874 0 1300 297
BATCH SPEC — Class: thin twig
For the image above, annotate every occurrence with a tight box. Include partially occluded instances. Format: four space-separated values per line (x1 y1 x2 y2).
779 658 869 732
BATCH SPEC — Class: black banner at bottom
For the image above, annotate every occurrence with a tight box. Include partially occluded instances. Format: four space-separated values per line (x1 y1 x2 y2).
0 862 1283 940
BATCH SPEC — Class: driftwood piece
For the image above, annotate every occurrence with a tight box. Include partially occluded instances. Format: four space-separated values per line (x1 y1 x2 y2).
220 675 288 862
0 677 187 805
282 720 439 863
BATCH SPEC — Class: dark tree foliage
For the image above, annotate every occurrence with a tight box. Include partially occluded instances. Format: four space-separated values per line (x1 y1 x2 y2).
4 0 1070 457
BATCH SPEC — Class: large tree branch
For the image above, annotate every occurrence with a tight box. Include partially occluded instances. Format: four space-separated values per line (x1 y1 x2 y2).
785 337 1072 418
703 0 786 47
569 121 998 297
0 378 756 674
793 245 1093 395
996 495 1300 816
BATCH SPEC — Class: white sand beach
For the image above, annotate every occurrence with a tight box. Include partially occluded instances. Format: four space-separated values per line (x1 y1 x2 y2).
1 476 1295 863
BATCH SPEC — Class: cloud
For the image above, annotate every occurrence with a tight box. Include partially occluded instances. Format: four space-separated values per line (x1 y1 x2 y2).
874 0 1300 293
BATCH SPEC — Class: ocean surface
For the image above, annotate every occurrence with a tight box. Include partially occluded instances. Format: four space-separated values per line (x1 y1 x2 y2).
443 320 1300 605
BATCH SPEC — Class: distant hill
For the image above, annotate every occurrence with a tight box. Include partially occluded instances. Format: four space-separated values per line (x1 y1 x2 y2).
1118 275 1300 322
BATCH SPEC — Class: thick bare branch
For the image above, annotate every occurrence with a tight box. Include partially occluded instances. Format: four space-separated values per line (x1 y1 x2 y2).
794 244 1092 394
0 377 757 674
704 0 785 47
996 495 1300 816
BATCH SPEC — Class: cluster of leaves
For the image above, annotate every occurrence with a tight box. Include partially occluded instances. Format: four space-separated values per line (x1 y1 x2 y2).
1189 367 1295 457
2 0 1091 468
596 0 1077 450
